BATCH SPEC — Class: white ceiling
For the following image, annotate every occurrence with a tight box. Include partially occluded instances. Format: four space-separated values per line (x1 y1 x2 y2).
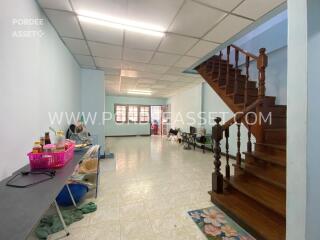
37 0 286 98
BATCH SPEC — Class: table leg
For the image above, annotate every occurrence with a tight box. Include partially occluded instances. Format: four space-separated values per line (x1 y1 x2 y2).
66 184 77 208
54 200 70 236
95 156 100 198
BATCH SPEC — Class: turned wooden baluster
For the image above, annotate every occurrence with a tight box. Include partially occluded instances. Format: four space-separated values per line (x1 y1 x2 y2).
234 49 239 94
225 126 230 179
236 118 242 166
212 117 224 193
244 55 250 108
226 46 231 88
257 48 268 98
247 113 252 153
218 51 222 82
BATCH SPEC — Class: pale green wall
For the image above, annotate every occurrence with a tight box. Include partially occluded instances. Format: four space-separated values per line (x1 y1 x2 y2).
0 0 81 180
105 95 166 136
306 0 320 238
81 69 105 153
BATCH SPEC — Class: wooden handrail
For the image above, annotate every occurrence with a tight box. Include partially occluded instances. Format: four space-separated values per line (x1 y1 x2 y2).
223 98 264 129
210 45 268 195
230 44 258 60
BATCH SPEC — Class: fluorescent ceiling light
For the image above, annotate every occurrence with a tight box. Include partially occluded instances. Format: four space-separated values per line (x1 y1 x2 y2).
77 10 165 37
128 90 152 95
121 69 138 78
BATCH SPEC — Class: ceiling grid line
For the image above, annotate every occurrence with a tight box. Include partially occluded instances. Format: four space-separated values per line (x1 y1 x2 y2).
198 0 250 41
37 0 286 97
35 0 85 68
68 0 97 69
147 0 187 66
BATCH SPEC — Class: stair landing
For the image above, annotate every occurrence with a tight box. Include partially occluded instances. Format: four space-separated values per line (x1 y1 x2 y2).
210 190 286 240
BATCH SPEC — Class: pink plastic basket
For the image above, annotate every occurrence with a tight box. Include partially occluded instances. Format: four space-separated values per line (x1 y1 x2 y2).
28 141 75 169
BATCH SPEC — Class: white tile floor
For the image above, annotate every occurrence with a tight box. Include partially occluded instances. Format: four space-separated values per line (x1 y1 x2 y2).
48 136 232 240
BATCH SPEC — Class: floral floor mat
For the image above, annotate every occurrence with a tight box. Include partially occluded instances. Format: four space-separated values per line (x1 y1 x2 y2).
188 206 256 240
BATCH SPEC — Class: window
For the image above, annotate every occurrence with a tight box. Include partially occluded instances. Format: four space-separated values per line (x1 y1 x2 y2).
115 105 127 123
128 105 139 123
114 104 153 123
139 106 150 123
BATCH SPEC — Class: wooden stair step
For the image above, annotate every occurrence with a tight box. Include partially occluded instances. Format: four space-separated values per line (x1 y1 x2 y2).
213 66 241 73
207 71 243 81
208 61 233 67
204 61 233 69
209 76 257 90
244 151 286 167
209 55 228 62
226 92 258 102
255 142 286 158
262 105 287 117
231 94 257 105
226 92 258 98
225 174 286 217
264 128 286 145
243 161 286 189
226 87 258 96
264 115 286 129
213 78 252 87
217 76 248 86
219 80 257 90
235 96 276 109
210 190 285 240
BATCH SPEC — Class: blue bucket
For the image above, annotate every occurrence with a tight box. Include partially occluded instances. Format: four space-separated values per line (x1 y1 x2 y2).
56 183 88 206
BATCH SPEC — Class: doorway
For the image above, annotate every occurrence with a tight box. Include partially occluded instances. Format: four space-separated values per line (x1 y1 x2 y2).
150 106 162 135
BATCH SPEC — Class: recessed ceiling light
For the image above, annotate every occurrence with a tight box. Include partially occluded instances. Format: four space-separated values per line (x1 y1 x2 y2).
121 69 138 78
77 10 165 37
127 90 152 95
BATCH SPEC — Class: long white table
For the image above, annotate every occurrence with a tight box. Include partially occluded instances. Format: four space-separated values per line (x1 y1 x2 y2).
0 149 87 240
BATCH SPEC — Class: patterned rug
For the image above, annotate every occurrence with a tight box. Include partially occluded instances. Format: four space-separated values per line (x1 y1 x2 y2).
188 206 256 240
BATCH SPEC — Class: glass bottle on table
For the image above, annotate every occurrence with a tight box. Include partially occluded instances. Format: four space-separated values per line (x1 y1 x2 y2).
32 141 42 154
40 137 45 151
55 130 65 152
44 132 51 145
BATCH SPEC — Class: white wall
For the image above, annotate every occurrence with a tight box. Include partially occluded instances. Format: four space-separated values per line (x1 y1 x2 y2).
167 82 252 157
286 0 308 239
81 69 105 153
167 82 255 156
0 0 81 180
202 83 253 156
168 84 202 132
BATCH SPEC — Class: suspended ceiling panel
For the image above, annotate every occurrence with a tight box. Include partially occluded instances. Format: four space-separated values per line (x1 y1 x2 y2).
38 0 286 98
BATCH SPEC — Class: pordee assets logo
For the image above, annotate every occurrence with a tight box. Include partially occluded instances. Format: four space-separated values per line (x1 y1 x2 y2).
12 18 45 38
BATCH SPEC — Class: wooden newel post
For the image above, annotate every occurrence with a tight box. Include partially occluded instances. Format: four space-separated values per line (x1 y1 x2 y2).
212 117 224 193
257 48 268 98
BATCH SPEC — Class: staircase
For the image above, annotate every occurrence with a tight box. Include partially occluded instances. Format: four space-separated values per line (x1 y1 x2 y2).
196 45 286 240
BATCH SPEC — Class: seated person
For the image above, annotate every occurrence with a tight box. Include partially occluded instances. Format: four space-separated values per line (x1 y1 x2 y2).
168 128 179 137
167 127 182 142
66 121 91 144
